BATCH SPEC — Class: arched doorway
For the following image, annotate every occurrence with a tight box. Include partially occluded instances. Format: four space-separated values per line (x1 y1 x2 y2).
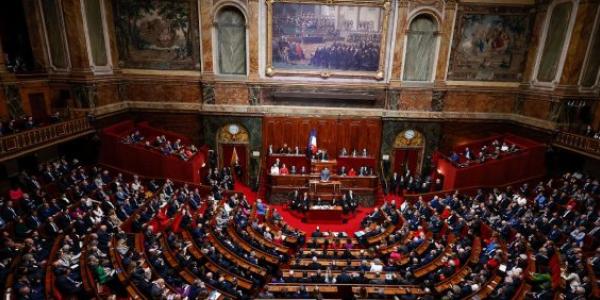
392 129 425 176
217 124 250 184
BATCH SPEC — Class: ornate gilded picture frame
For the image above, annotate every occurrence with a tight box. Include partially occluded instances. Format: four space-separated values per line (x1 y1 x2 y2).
266 0 391 80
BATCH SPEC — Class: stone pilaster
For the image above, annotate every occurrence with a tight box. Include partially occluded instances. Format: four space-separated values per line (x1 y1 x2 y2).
200 0 215 79
434 0 457 84
248 0 259 80
522 2 550 84
559 0 600 86
22 0 50 72
389 0 409 82
103 0 121 75
61 0 93 76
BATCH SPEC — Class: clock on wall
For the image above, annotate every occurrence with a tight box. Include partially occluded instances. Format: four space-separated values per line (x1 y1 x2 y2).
228 124 240 135
404 129 416 140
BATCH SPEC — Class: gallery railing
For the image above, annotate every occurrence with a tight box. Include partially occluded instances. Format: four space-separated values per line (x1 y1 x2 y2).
554 131 600 157
0 117 95 160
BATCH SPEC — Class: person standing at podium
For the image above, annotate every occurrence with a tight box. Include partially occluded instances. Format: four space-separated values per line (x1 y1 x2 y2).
320 167 331 182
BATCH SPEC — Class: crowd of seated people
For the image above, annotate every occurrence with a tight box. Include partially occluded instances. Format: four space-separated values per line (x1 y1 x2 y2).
448 139 520 166
267 143 371 158
428 171 599 299
2 147 599 300
0 114 63 137
268 143 303 156
338 165 374 177
269 158 374 177
122 129 199 161
269 198 473 297
261 170 599 299
339 147 370 158
1 158 159 299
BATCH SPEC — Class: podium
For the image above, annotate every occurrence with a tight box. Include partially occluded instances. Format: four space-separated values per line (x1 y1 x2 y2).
311 159 337 173
309 180 341 200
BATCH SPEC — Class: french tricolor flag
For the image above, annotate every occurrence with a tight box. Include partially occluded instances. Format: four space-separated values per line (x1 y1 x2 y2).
307 128 317 156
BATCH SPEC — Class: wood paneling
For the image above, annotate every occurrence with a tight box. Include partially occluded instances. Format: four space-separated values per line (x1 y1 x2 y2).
263 116 382 162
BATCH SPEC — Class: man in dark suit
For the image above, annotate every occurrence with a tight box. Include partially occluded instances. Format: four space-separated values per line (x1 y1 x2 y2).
311 226 322 238
346 190 358 213
3 200 19 221
289 190 300 211
55 267 86 298
300 192 310 212
336 269 352 284
389 172 400 194
308 256 321 269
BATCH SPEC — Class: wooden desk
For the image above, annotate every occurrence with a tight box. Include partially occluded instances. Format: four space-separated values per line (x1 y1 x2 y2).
309 180 341 199
268 174 377 206
271 174 376 188
311 159 337 173
306 206 344 223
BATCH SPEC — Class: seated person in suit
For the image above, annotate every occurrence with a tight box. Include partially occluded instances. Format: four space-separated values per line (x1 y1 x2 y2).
320 167 331 182
300 166 307 175
315 197 323 206
279 143 290 154
450 152 460 164
315 149 328 161
464 147 473 160
312 226 322 237
340 147 348 156
290 165 297 174
338 166 347 176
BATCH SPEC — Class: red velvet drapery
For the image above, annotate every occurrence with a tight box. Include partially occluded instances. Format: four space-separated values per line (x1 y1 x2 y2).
220 144 248 183
393 148 422 175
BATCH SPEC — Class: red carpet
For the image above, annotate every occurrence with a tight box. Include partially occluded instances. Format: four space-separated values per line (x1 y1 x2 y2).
233 181 404 234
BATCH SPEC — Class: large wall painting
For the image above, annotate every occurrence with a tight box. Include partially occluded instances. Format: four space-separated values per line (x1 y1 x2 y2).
113 0 200 70
447 5 533 82
266 0 391 80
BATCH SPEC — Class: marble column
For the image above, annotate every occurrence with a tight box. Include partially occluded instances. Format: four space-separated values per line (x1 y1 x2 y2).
22 0 50 72
200 0 215 79
522 3 549 84
559 0 600 86
103 0 121 75
61 0 93 76
433 0 457 84
389 0 409 82
248 0 259 80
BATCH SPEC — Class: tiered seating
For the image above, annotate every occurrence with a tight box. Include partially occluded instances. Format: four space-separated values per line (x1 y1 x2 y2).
2 157 599 300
